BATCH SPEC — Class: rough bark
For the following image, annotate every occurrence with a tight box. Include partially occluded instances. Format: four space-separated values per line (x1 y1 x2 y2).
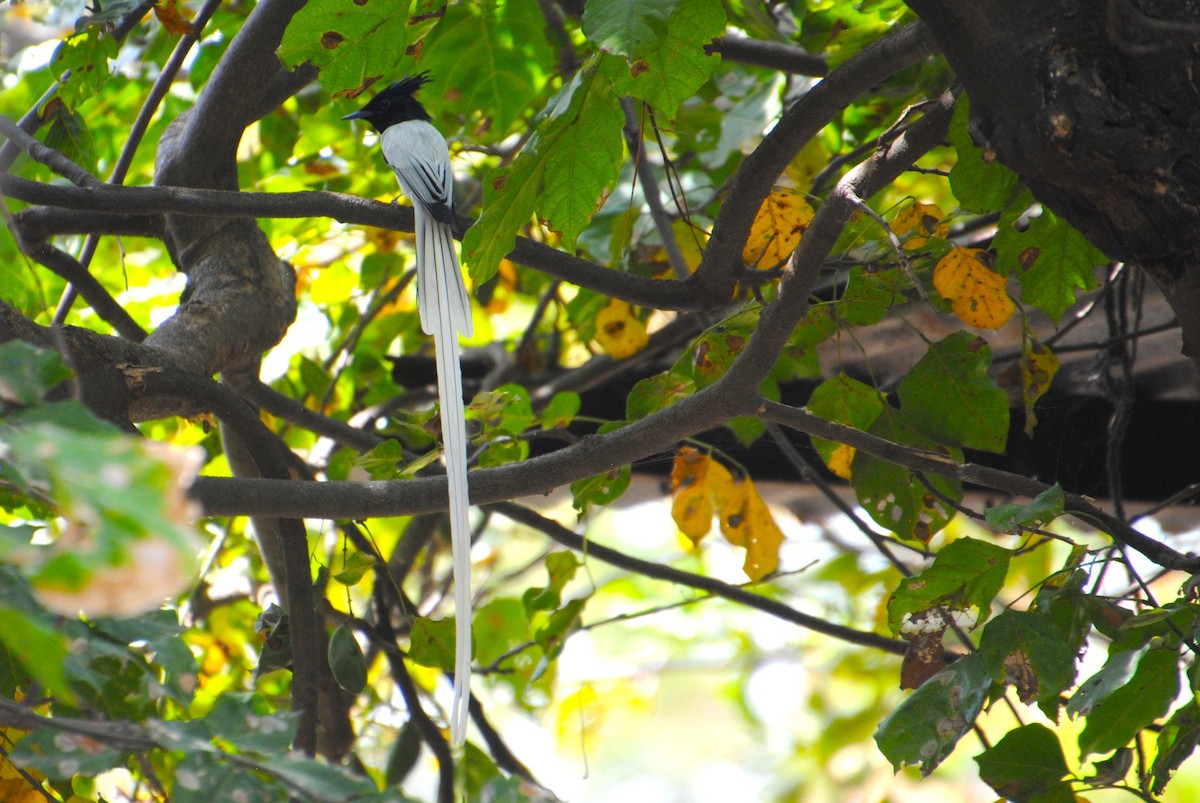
906 0 1200 357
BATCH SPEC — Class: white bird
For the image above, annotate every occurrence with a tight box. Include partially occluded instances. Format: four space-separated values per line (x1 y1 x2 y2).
345 73 473 746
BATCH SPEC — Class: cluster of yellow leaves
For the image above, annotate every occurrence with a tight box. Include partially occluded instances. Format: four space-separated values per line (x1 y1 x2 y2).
1020 335 1060 436
890 201 948 249
670 447 783 581
594 300 648 359
743 188 815 270
933 246 1015 330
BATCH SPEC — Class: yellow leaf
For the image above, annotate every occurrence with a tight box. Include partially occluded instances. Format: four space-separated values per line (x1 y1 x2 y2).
1020 335 1060 436
671 450 781 579
154 0 197 35
671 218 709 274
891 201 948 249
933 246 1015 329
743 188 815 269
594 300 649 359
719 477 783 581
826 443 856 480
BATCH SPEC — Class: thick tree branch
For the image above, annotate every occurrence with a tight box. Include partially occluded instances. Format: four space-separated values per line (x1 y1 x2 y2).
4 177 718 310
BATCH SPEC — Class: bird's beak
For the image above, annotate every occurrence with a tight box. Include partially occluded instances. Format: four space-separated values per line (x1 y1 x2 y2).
342 110 369 121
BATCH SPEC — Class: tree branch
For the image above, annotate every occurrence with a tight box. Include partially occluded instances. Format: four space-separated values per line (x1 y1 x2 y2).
758 400 1200 572
694 21 938 298
490 502 906 655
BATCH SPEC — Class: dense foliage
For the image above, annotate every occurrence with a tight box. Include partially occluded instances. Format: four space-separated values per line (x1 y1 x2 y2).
2 0 1199 801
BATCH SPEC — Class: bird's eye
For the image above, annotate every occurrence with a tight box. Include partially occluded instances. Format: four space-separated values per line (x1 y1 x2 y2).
379 99 390 109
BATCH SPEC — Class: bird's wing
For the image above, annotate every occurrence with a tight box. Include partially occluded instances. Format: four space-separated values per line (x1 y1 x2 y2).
381 121 472 337
381 120 455 222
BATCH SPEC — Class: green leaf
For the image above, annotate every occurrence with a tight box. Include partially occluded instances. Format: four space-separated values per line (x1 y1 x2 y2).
1076 647 1180 758
51 29 119 107
408 617 458 672
385 720 423 787
260 753 377 800
626 371 696 419
995 209 1105 323
852 410 962 542
534 597 586 659
985 484 1065 531
948 95 1020 214
977 610 1077 714
685 310 756 388
355 439 405 481
806 372 886 467
583 0 678 57
42 102 98 177
975 723 1070 802
418 0 556 136
0 609 75 703
329 622 368 694
571 464 631 515
0 341 72 405
836 266 909 326
278 0 413 95
10 728 125 778
874 652 992 776
332 550 377 586
473 383 537 436
1150 700 1200 795
598 0 725 117
897 332 1009 453
523 552 581 614
464 64 625 284
1066 646 1144 719
540 391 581 429
887 537 1011 634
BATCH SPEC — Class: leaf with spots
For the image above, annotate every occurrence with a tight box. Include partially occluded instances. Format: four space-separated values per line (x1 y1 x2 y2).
978 610 1077 715
595 299 650 359
464 64 625 285
851 409 962 542
933 246 1015 330
948 96 1020 214
874 651 992 776
596 0 725 117
278 0 413 96
891 201 948 250
742 188 815 270
571 461 632 515
995 208 1105 323
887 537 1010 635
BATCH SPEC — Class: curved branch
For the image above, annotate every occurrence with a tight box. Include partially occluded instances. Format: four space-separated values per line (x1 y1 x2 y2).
694 21 938 298
491 502 906 655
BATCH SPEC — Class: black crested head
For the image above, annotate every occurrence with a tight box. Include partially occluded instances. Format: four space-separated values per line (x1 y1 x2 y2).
343 72 434 133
